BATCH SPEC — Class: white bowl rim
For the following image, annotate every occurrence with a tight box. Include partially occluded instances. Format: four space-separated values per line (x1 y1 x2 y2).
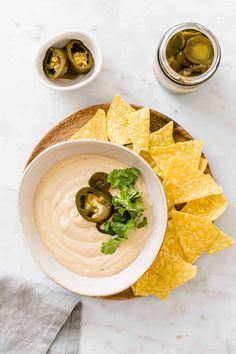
18 140 168 296
35 29 102 91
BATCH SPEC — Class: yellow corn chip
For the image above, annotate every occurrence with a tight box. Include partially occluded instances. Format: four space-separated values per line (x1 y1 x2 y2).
150 250 167 274
133 250 197 300
69 109 108 141
149 121 174 148
168 205 176 220
160 221 186 260
107 95 134 144
207 227 234 254
139 151 164 179
139 150 156 168
150 140 203 177
199 157 208 173
164 157 223 205
153 165 164 179
132 270 172 300
155 252 197 288
125 107 150 154
182 194 228 221
172 211 219 263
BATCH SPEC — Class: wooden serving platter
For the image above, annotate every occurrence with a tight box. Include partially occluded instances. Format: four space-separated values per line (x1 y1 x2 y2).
27 104 211 300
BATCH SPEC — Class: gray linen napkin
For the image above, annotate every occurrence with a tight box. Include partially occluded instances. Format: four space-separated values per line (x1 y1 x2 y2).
0 275 81 354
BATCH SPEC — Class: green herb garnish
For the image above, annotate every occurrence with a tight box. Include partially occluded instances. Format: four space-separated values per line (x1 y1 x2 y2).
101 167 148 255
107 167 140 189
137 216 147 229
101 238 122 255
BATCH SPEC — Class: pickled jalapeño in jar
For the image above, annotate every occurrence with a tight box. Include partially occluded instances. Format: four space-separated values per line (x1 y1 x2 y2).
153 22 221 93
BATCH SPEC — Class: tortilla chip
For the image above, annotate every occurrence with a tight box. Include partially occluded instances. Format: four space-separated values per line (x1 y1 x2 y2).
140 151 164 179
156 252 197 288
150 251 197 291
149 121 174 148
132 270 172 300
172 211 219 263
207 227 235 254
168 205 176 220
182 194 228 221
69 109 108 141
150 140 203 177
160 221 186 260
153 165 164 179
199 157 208 173
125 107 150 154
107 95 134 144
133 250 196 300
164 157 223 206
139 151 156 168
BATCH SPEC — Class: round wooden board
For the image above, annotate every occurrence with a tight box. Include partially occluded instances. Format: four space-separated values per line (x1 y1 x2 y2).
27 104 211 300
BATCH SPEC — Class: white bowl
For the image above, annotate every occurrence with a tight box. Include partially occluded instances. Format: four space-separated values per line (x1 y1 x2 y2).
18 140 167 296
35 30 102 91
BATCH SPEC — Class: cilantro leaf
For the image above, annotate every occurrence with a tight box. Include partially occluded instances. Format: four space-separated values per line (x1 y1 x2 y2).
112 186 145 212
103 221 116 235
101 238 121 254
126 187 141 201
112 220 136 238
112 212 129 223
111 222 129 238
118 207 126 215
101 220 136 254
137 216 147 228
107 168 140 189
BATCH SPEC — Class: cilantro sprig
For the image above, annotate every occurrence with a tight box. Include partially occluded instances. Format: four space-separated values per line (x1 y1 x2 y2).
107 167 140 189
101 167 148 255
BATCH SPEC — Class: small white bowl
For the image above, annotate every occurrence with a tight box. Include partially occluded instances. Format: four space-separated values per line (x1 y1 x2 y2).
18 140 167 296
35 30 102 91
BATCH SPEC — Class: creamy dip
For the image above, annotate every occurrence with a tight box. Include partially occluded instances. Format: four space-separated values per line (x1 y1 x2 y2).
34 154 152 277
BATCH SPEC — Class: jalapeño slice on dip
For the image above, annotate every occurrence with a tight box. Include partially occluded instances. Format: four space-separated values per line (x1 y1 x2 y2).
34 155 152 277
75 187 113 223
89 172 111 191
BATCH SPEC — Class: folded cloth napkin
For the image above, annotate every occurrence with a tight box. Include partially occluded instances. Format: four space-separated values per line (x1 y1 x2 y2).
0 275 81 354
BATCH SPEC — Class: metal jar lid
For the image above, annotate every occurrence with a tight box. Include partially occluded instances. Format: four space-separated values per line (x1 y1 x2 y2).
157 22 221 87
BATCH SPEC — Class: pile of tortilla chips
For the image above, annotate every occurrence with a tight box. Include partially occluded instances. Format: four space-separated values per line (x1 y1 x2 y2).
69 95 234 300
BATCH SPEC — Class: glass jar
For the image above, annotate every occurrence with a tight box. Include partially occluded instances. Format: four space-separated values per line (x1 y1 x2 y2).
153 22 221 93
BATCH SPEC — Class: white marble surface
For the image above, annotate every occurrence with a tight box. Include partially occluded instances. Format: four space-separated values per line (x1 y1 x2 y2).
1 0 236 353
